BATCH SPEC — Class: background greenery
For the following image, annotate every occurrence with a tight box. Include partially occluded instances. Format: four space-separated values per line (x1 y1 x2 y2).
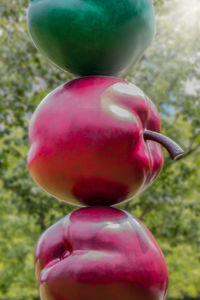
0 0 200 299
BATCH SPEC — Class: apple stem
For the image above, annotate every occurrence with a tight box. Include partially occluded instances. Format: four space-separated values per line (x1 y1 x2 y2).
144 130 184 160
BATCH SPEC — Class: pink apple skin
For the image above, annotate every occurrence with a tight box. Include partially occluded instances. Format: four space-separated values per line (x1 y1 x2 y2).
28 76 163 206
35 207 169 300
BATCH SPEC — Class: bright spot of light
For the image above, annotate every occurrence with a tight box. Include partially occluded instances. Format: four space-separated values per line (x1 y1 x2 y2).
169 0 200 29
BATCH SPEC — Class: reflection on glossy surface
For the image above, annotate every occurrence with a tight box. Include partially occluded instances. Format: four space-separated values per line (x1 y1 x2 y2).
28 76 163 207
35 207 169 300
27 0 155 76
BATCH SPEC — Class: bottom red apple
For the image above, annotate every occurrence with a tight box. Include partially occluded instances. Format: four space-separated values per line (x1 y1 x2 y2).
35 207 168 300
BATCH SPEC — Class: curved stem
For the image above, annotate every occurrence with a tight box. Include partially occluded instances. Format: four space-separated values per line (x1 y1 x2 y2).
144 130 184 160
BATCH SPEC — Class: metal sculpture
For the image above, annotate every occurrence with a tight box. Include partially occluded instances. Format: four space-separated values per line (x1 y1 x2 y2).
27 0 155 75
35 207 169 300
26 0 184 299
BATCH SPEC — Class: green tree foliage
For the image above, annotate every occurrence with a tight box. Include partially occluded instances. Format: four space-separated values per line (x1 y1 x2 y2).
0 0 200 299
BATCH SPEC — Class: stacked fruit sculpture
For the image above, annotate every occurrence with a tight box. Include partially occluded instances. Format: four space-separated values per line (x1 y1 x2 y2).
27 0 184 299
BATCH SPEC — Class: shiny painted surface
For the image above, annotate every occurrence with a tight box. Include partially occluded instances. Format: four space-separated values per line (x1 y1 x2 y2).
27 0 155 76
35 207 169 300
28 76 163 206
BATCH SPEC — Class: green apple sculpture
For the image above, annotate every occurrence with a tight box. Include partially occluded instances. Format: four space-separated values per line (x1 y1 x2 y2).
27 0 155 76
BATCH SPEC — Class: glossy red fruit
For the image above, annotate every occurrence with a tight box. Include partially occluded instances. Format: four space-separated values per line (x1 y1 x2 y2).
35 207 169 300
28 76 164 206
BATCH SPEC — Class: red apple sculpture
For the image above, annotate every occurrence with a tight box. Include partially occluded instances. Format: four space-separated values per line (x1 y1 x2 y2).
28 76 183 206
35 207 169 300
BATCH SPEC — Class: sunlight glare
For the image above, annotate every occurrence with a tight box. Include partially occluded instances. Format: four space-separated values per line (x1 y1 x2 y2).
178 0 200 28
